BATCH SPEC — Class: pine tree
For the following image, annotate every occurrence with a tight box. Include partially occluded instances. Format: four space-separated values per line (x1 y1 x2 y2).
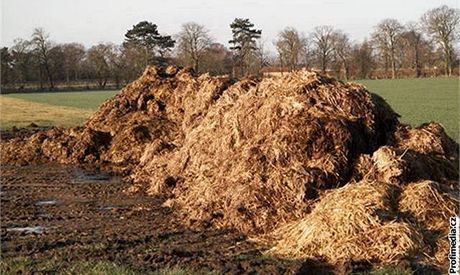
229 18 261 76
124 21 175 65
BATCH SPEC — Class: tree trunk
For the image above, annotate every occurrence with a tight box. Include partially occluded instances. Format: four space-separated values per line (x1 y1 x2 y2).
343 62 349 81
390 54 396 79
444 54 450 76
414 47 421 78
384 59 388 77
447 49 452 77
39 66 44 90
44 61 54 90
321 54 327 74
194 58 199 73
66 68 70 85
115 75 120 89
442 41 452 76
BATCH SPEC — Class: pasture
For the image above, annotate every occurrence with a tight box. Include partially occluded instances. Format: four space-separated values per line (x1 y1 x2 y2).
0 90 118 129
4 90 119 110
358 77 458 141
1 77 458 141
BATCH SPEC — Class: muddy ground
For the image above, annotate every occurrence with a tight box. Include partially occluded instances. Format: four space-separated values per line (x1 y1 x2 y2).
1 164 361 274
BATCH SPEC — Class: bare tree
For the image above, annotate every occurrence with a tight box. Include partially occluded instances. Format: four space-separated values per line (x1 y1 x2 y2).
421 5 460 76
372 19 404 79
62 43 85 83
1 47 14 85
31 28 55 89
351 39 374 79
250 39 271 75
401 23 425 77
119 44 150 83
177 22 213 72
331 31 352 80
311 25 335 73
10 39 34 85
300 40 314 70
85 43 115 89
106 45 125 88
200 43 233 75
275 27 307 71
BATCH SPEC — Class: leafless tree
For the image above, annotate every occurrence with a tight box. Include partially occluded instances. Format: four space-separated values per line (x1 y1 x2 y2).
31 28 55 89
421 5 460 76
85 43 115 88
1 47 13 85
200 43 233 75
177 22 213 72
331 31 352 80
311 25 335 73
351 40 374 79
372 19 404 79
400 22 426 77
251 39 270 75
10 39 33 84
61 43 85 83
275 27 307 70
119 44 151 83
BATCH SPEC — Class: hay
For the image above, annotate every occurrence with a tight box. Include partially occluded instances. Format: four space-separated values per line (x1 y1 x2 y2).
391 123 458 159
399 180 458 232
398 180 458 268
351 144 458 188
267 179 458 267
0 66 230 174
1 66 458 270
266 181 424 265
130 70 402 233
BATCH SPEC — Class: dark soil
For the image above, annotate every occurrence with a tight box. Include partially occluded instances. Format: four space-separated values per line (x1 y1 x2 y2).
0 164 342 274
0 126 51 141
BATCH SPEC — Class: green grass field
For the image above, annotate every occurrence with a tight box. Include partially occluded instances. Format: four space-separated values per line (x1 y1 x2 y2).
5 90 119 110
1 77 458 141
357 77 459 141
0 90 119 129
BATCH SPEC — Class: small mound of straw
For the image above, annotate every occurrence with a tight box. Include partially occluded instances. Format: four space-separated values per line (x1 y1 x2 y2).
267 181 424 265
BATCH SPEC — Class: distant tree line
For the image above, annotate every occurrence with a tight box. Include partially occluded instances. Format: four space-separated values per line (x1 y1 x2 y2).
273 5 460 80
1 5 459 92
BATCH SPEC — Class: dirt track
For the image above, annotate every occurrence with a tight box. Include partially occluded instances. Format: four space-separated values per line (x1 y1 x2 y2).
0 164 351 274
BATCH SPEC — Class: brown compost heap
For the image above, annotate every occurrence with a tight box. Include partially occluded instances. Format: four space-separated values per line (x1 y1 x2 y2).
1 66 458 269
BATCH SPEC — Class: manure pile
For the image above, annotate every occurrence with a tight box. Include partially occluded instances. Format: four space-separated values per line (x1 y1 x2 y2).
1 66 458 270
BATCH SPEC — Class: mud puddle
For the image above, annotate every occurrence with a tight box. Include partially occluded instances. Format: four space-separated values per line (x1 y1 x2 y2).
70 168 120 184
6 226 47 234
36 200 58 206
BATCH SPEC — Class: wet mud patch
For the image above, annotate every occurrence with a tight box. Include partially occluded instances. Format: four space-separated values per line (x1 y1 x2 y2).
36 200 58 206
6 226 47 234
70 168 115 184
0 165 319 274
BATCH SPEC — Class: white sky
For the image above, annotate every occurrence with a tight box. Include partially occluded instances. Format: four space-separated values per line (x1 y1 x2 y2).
1 0 458 52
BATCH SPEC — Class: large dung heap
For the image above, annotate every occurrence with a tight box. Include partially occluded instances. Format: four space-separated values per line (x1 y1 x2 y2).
1 66 458 269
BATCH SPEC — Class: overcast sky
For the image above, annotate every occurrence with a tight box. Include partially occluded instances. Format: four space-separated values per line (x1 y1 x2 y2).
1 0 458 52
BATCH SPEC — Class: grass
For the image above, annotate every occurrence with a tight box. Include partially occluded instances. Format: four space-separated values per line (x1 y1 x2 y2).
357 77 459 141
1 77 458 141
0 90 118 129
0 97 95 129
0 257 415 274
0 257 205 275
4 90 119 110
352 266 413 275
